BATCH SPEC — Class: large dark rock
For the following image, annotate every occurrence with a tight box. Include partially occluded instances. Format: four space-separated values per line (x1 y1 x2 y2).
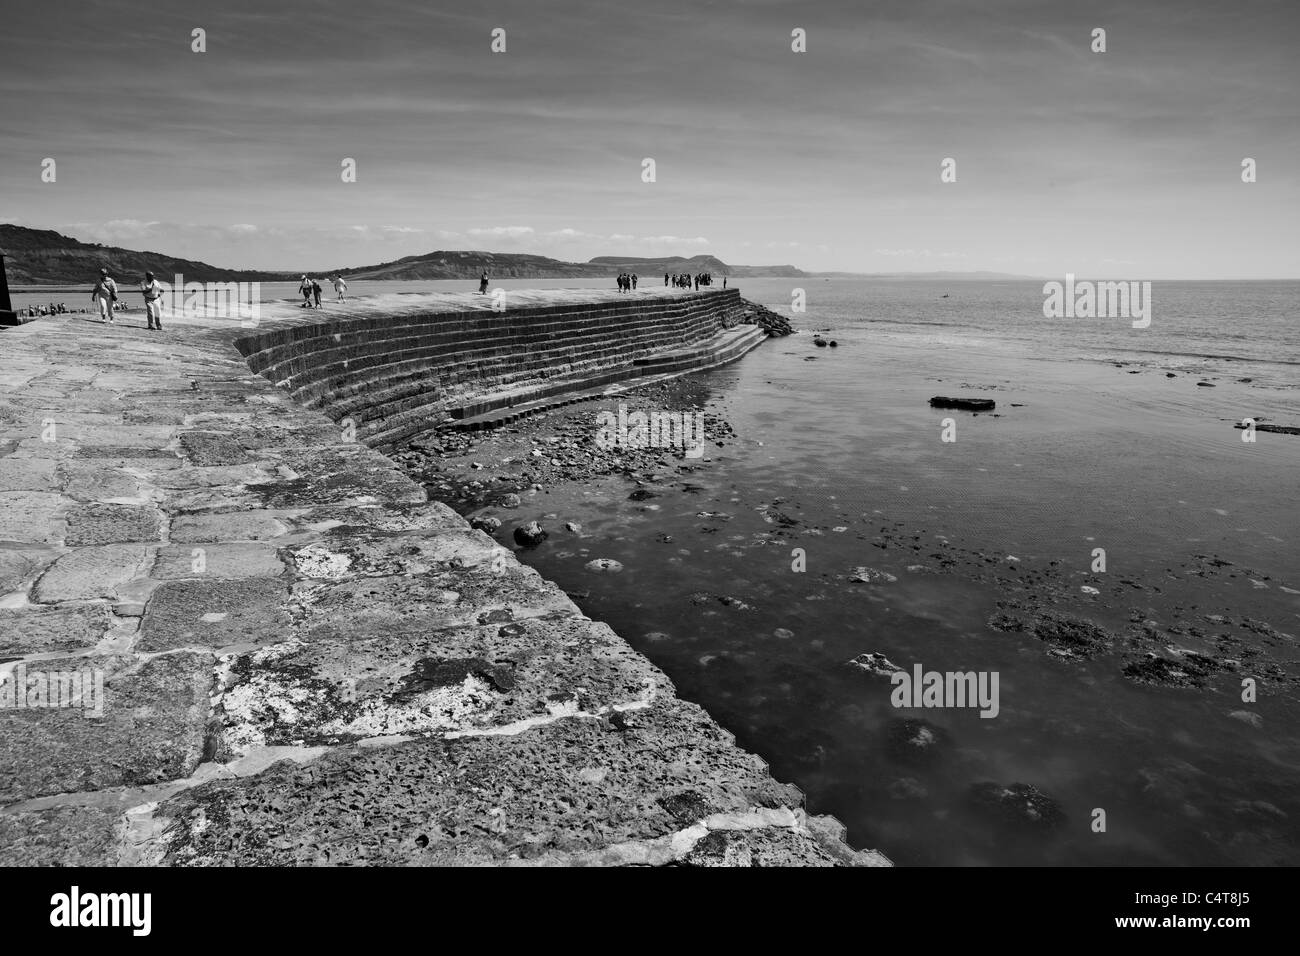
929 396 996 412
513 521 548 547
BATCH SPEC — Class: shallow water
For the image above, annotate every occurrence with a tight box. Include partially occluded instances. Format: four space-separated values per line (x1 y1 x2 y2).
503 278 1300 865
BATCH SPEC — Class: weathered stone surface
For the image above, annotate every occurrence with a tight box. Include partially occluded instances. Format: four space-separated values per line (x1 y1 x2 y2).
153 464 272 490
139 578 291 651
167 511 289 543
155 698 802 866
160 487 262 514
0 458 58 491
210 617 671 755
0 806 122 866
246 445 426 508
63 503 162 546
178 431 249 466
57 463 144 503
0 604 114 655
0 546 60 596
152 543 285 581
0 491 66 545
33 544 154 602
287 528 506 580
299 501 466 535
291 565 574 635
0 652 214 803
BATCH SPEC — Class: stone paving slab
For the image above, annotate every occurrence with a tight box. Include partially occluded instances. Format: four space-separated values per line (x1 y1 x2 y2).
0 604 115 656
139 577 291 651
0 651 214 803
33 544 154 602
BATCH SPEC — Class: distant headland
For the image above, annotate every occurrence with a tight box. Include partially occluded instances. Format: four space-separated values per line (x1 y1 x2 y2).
0 224 1035 286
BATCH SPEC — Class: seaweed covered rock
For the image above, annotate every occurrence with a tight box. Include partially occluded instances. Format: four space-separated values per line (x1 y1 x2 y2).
968 782 1066 830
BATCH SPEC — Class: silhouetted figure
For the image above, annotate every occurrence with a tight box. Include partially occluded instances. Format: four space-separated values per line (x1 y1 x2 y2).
479 271 489 294
631 273 638 290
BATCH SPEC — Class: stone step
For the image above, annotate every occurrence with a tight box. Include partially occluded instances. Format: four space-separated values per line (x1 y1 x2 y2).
443 324 768 434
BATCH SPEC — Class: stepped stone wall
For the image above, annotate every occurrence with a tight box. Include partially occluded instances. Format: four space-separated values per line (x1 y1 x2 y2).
234 289 747 450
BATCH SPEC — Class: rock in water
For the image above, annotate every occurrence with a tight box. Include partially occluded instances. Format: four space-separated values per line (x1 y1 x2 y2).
847 652 903 676
469 515 501 533
850 566 897 584
885 718 948 765
968 782 1066 830
584 558 624 572
929 396 996 412
513 521 548 547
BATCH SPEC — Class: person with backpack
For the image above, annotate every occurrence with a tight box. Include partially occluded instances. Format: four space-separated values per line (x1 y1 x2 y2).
91 268 118 323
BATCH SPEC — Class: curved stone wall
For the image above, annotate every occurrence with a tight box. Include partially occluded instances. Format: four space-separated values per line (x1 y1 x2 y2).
234 289 746 451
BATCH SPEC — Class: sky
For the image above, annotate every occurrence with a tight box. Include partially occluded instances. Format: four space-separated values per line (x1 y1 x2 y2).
1 0 1297 278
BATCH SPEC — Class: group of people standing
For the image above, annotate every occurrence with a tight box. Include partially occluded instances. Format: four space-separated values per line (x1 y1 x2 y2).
24 302 76 318
665 272 720 290
299 274 348 308
616 272 638 292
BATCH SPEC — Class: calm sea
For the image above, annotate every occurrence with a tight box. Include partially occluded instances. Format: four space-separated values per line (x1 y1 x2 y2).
492 278 1300 866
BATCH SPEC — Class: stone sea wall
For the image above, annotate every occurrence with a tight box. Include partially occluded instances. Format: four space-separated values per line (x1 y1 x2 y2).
235 288 749 450
0 291 889 866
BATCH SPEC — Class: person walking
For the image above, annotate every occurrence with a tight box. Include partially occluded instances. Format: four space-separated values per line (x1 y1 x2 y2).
311 277 323 308
332 275 347 302
91 268 118 323
631 273 638 290
298 275 313 308
141 271 164 330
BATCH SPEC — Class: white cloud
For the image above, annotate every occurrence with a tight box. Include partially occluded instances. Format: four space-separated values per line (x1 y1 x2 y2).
467 225 535 239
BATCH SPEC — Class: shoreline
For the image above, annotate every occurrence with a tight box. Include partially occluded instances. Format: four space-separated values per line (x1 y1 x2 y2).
400 322 1300 864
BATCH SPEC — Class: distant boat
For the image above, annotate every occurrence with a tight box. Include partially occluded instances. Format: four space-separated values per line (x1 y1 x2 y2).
942 293 950 298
